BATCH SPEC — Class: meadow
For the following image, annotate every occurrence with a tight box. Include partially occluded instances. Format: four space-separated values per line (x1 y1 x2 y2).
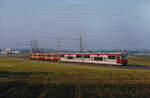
0 55 150 98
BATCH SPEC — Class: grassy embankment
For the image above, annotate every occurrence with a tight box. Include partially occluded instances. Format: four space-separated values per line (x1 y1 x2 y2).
0 57 150 84
0 56 150 98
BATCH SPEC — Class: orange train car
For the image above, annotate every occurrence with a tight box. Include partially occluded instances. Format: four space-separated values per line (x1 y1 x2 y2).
29 53 59 61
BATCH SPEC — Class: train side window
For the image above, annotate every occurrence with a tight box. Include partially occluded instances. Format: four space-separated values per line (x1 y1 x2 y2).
48 55 51 57
84 55 90 58
94 57 103 61
67 56 73 59
61 55 64 58
108 55 116 59
76 55 82 58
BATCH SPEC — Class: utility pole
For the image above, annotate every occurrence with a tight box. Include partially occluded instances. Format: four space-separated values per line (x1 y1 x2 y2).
79 36 84 62
30 40 38 53
80 36 83 53
34 39 38 53
15 42 18 51
30 41 33 53
72 36 83 52
57 37 60 53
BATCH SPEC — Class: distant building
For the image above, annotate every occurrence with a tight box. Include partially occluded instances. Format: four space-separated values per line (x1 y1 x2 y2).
11 51 20 54
0 48 20 56
1 51 8 56
5 48 11 52
0 48 11 56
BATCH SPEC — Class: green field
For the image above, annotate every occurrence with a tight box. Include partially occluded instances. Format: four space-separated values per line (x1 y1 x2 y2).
0 56 150 98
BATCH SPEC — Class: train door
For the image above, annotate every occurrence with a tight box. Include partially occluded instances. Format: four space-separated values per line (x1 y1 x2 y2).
103 57 107 62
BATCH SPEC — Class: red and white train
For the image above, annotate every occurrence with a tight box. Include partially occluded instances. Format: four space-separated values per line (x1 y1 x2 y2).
29 52 128 65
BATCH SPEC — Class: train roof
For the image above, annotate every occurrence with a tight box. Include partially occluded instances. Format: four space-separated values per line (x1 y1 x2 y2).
31 52 127 55
60 52 126 55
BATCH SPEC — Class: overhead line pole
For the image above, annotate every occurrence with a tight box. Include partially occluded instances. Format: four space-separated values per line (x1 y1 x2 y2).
57 37 60 53
72 36 83 52
30 41 33 53
15 42 18 51
79 36 84 62
80 36 83 53
34 39 38 53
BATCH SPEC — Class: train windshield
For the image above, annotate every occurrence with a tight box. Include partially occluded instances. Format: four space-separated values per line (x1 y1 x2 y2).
121 54 127 60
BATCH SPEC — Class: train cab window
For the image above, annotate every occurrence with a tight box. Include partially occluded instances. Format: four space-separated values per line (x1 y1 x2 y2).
67 56 73 59
121 54 127 60
94 57 103 61
76 55 82 58
108 55 116 59
84 55 90 58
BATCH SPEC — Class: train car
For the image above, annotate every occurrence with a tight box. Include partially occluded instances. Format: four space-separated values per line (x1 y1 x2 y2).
29 53 59 61
29 52 128 65
60 52 128 65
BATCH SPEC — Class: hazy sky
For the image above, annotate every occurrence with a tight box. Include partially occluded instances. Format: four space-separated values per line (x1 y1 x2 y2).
0 0 150 50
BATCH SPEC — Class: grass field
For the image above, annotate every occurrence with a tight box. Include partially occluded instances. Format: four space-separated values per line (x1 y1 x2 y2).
0 56 150 98
128 55 150 66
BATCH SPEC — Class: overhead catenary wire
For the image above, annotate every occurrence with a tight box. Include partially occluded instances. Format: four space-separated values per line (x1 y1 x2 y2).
0 34 135 51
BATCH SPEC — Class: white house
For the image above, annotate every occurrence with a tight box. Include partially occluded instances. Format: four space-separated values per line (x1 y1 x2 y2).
11 51 19 54
0 48 11 56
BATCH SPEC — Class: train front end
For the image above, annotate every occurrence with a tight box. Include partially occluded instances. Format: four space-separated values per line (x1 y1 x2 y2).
116 53 128 65
120 53 128 65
